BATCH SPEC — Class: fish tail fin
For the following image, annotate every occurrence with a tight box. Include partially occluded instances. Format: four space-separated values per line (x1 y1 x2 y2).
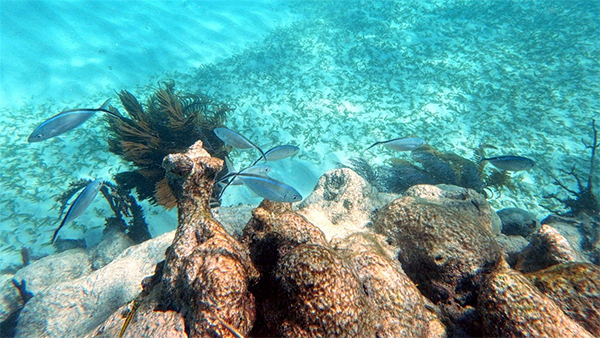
365 142 380 151
51 219 66 244
99 98 112 110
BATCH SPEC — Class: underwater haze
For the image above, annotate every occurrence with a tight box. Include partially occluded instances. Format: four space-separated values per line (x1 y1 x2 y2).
0 0 599 299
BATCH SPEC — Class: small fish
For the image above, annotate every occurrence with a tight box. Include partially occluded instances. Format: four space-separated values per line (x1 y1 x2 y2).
236 173 302 203
214 127 266 159
229 164 271 185
28 99 119 142
479 155 535 171
251 144 299 165
366 137 426 151
51 179 104 243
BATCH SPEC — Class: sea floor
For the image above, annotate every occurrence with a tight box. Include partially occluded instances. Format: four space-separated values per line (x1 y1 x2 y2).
0 0 599 272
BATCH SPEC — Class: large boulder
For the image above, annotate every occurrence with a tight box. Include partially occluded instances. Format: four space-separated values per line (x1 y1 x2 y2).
15 231 174 338
372 184 501 336
515 224 588 273
526 263 600 336
478 259 593 337
298 168 386 240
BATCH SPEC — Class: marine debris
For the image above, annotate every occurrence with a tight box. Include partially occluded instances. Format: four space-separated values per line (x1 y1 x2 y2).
546 119 599 216
105 81 232 209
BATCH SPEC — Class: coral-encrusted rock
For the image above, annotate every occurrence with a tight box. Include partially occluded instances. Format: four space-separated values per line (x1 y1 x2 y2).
333 233 438 338
0 274 21 323
516 224 588 273
159 140 259 337
298 168 385 240
243 200 328 273
479 259 594 338
373 185 500 303
274 244 375 337
526 263 600 336
542 214 600 264
497 207 539 238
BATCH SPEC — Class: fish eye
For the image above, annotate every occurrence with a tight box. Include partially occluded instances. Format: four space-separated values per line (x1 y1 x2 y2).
35 134 43 139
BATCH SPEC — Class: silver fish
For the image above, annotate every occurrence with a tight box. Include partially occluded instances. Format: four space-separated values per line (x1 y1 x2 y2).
236 173 302 203
252 144 299 165
366 137 426 151
229 165 272 185
52 178 104 243
214 127 266 159
28 99 118 142
479 155 535 171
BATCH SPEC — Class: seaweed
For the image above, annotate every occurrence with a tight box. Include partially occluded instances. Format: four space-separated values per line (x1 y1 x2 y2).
341 146 485 194
545 119 599 216
105 81 233 209
55 179 151 244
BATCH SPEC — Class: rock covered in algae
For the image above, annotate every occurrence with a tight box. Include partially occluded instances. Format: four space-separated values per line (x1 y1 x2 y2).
478 259 594 338
526 263 600 336
88 140 259 338
159 140 259 337
275 243 375 337
298 168 386 240
332 232 439 338
244 200 373 337
373 184 501 304
515 223 588 273
244 199 445 338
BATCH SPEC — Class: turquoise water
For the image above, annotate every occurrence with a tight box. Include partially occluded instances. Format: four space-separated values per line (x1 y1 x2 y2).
0 0 598 298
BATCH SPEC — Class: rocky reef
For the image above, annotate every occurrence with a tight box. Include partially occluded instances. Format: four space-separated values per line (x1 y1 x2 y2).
1 141 599 337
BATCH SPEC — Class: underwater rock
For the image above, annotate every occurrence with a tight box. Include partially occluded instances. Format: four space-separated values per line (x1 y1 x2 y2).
479 259 594 338
525 263 600 336
542 214 600 264
243 199 328 274
373 184 500 335
89 229 134 270
298 168 386 240
273 243 376 337
494 233 529 267
332 232 438 338
497 207 539 238
158 140 259 338
14 231 174 338
13 248 91 295
212 204 256 239
0 274 21 323
515 224 588 273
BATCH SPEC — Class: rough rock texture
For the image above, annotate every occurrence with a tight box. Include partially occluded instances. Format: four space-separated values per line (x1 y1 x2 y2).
497 207 539 237
243 200 374 337
277 244 376 337
495 233 529 267
298 168 385 240
244 198 446 338
15 231 174 338
372 184 500 336
212 204 255 239
479 259 594 338
543 214 600 264
89 230 134 270
13 248 91 295
333 232 434 338
0 274 21 323
243 200 328 273
95 140 259 338
516 224 588 273
526 263 600 336
159 141 259 338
